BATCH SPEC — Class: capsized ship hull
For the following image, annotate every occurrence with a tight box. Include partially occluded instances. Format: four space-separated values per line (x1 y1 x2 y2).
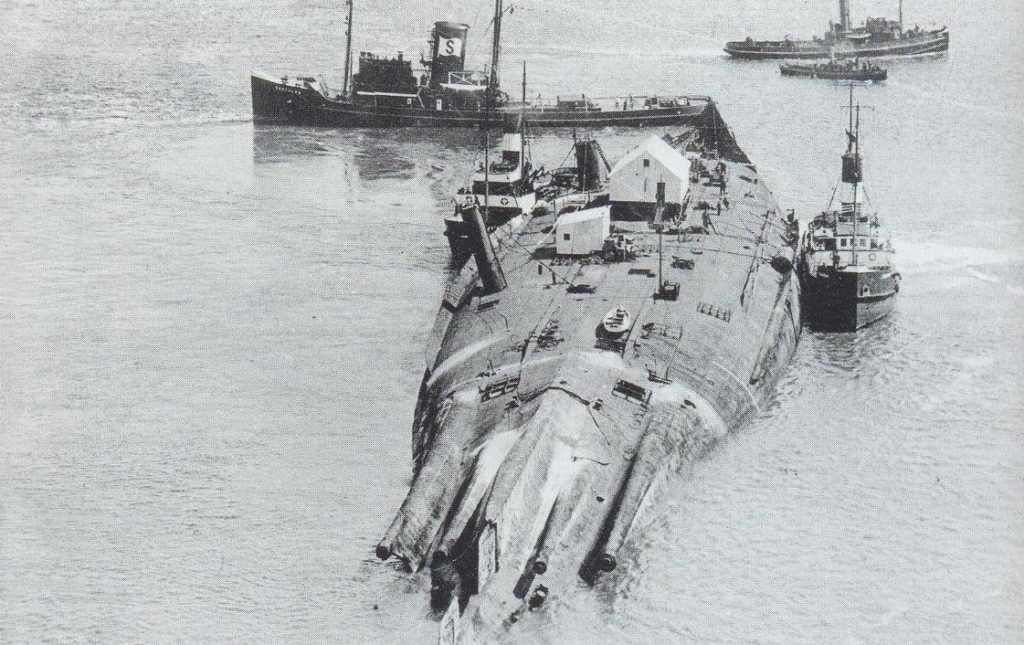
378 104 801 641
251 74 710 128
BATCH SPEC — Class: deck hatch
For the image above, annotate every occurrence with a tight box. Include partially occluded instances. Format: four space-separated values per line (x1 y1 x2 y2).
612 379 651 405
628 268 656 276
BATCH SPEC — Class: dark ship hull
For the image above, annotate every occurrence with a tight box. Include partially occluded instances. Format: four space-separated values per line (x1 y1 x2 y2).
251 74 708 128
376 104 802 642
800 269 898 331
726 28 948 60
781 63 887 81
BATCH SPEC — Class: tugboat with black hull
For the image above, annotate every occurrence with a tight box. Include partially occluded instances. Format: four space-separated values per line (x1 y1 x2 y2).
726 0 948 60
375 105 802 642
252 0 708 128
799 88 899 331
444 115 542 261
444 117 613 262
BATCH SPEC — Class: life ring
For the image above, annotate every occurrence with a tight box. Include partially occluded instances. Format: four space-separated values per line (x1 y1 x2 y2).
868 253 877 261
500 197 510 205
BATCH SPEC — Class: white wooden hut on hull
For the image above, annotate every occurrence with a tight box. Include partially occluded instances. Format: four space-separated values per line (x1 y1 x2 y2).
608 135 692 220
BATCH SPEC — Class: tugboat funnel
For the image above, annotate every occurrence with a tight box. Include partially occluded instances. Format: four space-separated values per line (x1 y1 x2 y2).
463 203 507 295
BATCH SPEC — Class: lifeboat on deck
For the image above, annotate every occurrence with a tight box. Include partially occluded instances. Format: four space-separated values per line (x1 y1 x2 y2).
600 307 632 335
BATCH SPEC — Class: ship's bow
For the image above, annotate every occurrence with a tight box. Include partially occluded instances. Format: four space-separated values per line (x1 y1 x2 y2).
251 73 294 125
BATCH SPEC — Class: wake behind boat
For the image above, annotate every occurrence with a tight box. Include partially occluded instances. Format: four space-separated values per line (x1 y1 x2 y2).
252 1 706 128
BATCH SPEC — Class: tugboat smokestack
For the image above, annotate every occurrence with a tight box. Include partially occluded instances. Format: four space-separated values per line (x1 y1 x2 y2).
838 0 851 32
463 203 507 295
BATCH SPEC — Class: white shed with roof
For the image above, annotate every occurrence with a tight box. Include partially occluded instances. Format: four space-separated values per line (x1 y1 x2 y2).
608 135 692 214
555 206 611 256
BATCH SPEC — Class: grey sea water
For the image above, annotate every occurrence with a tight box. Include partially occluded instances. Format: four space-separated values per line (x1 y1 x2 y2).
1 0 1021 642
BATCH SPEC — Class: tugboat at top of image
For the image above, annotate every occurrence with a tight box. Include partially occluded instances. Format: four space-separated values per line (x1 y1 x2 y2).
726 0 948 60
253 0 711 129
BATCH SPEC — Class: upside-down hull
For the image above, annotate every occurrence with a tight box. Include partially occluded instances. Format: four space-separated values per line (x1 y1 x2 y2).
379 103 801 641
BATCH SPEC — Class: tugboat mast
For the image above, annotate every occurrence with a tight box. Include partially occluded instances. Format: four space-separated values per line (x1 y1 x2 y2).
845 85 861 265
839 85 863 267
522 60 526 104
852 103 860 264
484 114 490 218
342 0 354 95
489 0 503 100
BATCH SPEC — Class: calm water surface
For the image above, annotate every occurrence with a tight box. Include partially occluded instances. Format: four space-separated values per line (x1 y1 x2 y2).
1 0 1022 642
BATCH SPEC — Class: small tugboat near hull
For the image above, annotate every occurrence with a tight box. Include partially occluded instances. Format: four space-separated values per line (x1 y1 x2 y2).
798 87 899 332
800 269 899 331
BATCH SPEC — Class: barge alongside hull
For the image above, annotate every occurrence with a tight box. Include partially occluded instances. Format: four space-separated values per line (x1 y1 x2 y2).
377 105 801 641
